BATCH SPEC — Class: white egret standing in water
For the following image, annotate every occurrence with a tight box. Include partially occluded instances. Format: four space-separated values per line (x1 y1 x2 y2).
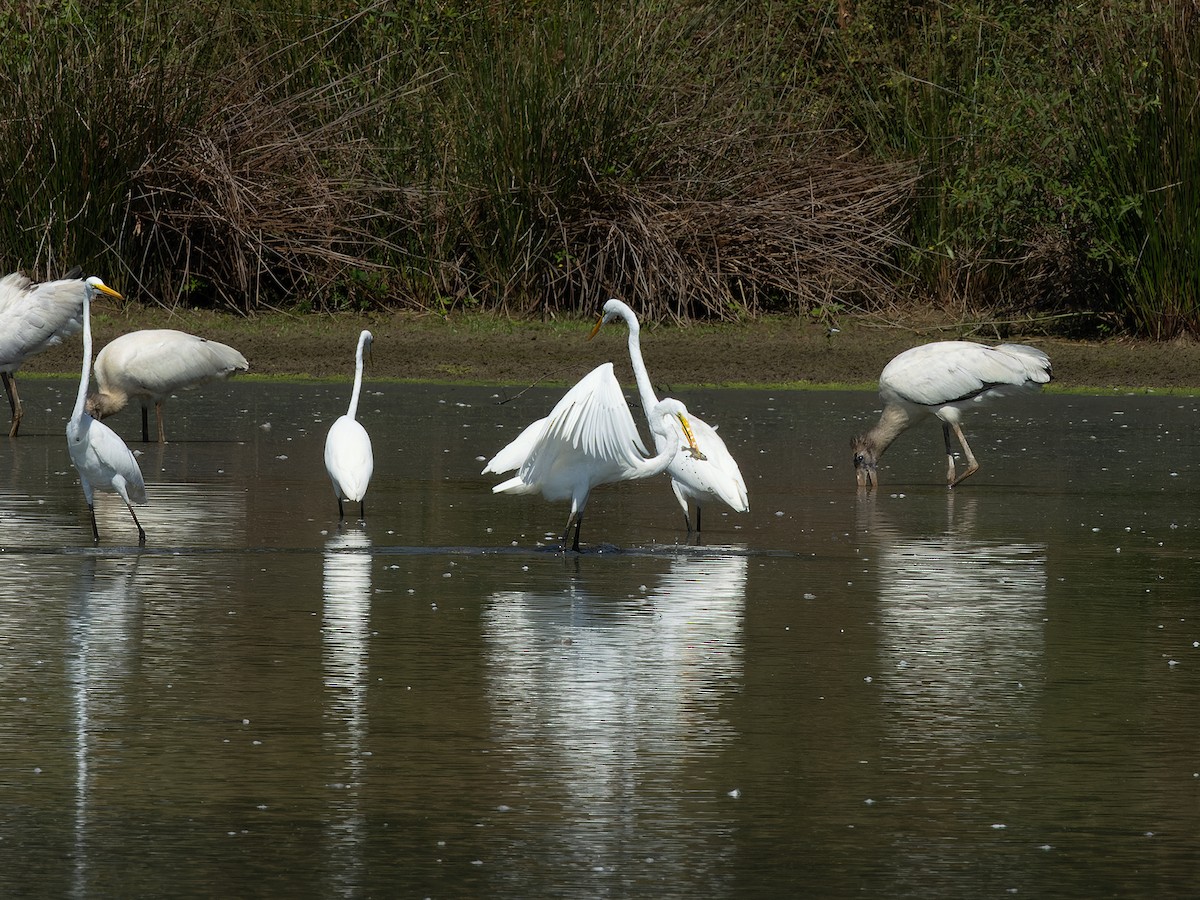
66 278 148 545
324 330 374 522
0 265 86 436
87 329 249 442
483 362 705 551
852 340 1052 488
590 298 748 531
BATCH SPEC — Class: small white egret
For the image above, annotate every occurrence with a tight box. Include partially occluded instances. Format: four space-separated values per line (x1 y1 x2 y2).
0 266 87 436
324 330 374 521
852 340 1052 488
589 299 748 532
483 362 705 551
66 277 148 545
87 329 249 442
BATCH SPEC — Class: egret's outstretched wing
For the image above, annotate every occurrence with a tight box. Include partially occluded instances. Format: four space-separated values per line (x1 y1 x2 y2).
491 363 655 500
483 416 549 476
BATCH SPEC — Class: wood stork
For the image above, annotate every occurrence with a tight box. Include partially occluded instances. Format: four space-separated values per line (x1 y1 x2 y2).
852 340 1051 488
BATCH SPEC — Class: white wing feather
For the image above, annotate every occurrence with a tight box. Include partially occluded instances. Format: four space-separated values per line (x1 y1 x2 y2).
881 341 1051 408
94 329 249 397
488 363 656 500
0 273 86 369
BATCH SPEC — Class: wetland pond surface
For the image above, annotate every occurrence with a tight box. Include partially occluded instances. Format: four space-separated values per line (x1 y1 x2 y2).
1 380 1197 898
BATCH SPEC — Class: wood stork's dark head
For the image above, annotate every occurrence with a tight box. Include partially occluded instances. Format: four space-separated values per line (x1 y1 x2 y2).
851 435 878 489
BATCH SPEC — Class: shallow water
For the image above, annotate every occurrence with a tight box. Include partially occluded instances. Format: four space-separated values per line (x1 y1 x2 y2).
0 379 1197 897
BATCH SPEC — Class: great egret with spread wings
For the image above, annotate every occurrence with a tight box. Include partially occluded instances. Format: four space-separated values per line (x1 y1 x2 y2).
66 277 148 545
483 362 705 551
87 329 249 442
324 330 374 522
0 266 86 436
852 340 1052 489
589 298 748 532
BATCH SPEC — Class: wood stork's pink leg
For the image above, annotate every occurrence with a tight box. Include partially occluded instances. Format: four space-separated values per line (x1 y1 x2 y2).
3 372 23 436
948 422 981 488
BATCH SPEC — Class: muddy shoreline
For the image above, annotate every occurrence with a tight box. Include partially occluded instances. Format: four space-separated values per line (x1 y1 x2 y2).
29 304 1200 392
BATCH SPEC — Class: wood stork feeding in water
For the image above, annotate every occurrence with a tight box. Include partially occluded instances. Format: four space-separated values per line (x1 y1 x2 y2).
852 340 1051 489
87 329 249 442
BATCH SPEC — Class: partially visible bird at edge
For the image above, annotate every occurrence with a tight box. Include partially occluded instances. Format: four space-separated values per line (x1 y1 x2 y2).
0 265 86 436
852 340 1052 489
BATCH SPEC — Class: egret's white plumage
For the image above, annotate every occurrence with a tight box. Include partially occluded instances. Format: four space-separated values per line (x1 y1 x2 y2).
66 277 148 545
484 362 704 551
87 328 249 442
852 340 1052 488
590 298 748 531
324 330 374 521
0 266 87 436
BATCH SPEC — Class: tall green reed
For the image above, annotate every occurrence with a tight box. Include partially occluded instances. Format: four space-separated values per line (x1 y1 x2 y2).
1079 17 1200 337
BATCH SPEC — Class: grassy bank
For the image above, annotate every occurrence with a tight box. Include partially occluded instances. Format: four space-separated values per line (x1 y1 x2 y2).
2 1 1197 335
25 304 1200 393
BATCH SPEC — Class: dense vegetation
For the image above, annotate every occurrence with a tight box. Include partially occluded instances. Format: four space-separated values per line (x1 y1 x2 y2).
1 1 1196 336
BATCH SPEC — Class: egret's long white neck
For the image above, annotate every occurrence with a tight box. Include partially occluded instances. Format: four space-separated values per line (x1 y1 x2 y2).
635 411 684 478
346 332 367 420
72 286 92 421
616 306 660 423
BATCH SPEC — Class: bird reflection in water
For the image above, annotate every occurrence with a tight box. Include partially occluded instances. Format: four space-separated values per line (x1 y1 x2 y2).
482 552 747 892
856 492 1047 768
321 529 373 896
68 556 141 897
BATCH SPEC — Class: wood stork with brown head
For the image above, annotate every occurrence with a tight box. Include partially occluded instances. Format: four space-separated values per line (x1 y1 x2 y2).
852 340 1051 489
87 329 249 442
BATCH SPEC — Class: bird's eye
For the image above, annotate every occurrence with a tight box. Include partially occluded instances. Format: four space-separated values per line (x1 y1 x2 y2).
854 453 865 465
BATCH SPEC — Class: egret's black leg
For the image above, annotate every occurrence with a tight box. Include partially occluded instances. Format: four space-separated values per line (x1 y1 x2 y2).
358 499 366 521
88 504 100 542
141 405 150 443
127 504 146 546
337 498 345 522
695 505 703 533
561 515 583 552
